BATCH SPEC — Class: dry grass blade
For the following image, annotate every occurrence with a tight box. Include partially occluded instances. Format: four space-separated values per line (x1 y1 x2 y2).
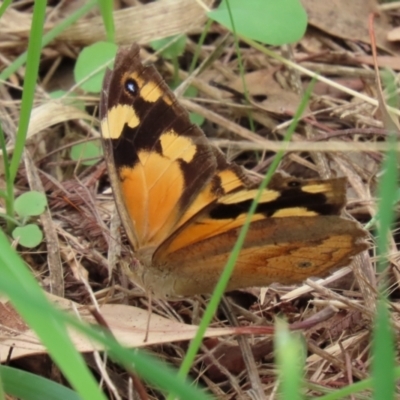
59 0 212 45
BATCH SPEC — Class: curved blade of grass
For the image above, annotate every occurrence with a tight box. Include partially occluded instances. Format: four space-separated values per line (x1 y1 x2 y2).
0 371 4 400
5 1 46 230
375 81 398 273
0 231 212 400
0 123 11 206
274 320 305 400
0 366 82 400
316 366 400 400
317 378 372 400
372 299 395 400
0 230 107 400
0 0 12 19
173 79 316 390
97 0 115 42
371 71 398 400
189 19 213 74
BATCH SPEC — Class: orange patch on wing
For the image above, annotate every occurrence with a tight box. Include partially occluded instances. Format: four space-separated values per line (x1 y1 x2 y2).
219 188 280 204
160 213 265 256
160 131 197 162
302 182 333 194
272 207 318 217
217 169 245 193
119 150 184 247
174 168 246 230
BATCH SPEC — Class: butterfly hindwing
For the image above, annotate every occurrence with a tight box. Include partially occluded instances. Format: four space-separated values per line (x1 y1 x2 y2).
152 176 367 297
155 216 367 297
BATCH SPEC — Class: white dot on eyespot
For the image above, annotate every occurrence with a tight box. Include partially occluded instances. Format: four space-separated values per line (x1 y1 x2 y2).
125 79 137 95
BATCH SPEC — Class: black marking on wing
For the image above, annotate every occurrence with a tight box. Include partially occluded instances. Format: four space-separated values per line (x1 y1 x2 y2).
208 188 336 219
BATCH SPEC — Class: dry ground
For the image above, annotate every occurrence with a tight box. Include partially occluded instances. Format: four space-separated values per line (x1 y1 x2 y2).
1 0 400 399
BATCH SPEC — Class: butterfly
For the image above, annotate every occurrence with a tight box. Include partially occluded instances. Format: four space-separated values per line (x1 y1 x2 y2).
100 44 367 299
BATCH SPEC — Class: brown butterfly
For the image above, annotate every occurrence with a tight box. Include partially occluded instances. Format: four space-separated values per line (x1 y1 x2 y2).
100 44 367 299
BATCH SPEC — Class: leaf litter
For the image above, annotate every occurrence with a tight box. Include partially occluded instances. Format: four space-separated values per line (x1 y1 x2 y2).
0 0 398 398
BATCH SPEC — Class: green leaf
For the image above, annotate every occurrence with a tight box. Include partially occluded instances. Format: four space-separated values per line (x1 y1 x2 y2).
70 140 103 166
150 35 186 59
208 0 307 45
74 41 117 93
14 191 47 217
12 224 43 248
189 112 204 125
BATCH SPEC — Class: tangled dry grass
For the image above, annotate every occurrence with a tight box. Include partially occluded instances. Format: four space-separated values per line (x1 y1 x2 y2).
1 0 400 399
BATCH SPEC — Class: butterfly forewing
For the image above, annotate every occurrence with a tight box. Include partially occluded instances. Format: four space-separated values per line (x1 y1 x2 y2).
100 44 242 250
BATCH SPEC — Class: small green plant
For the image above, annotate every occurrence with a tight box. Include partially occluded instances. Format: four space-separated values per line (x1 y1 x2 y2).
10 191 47 248
0 188 47 248
74 41 117 93
70 140 103 166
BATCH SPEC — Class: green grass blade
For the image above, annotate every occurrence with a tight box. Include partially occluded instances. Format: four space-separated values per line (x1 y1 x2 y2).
0 366 82 400
275 320 304 400
375 146 398 273
0 362 4 400
0 123 12 222
0 230 212 399
0 0 12 19
372 299 395 400
3 1 46 230
189 19 213 74
0 230 107 400
9 1 46 183
317 366 400 400
97 0 115 42
371 71 398 400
